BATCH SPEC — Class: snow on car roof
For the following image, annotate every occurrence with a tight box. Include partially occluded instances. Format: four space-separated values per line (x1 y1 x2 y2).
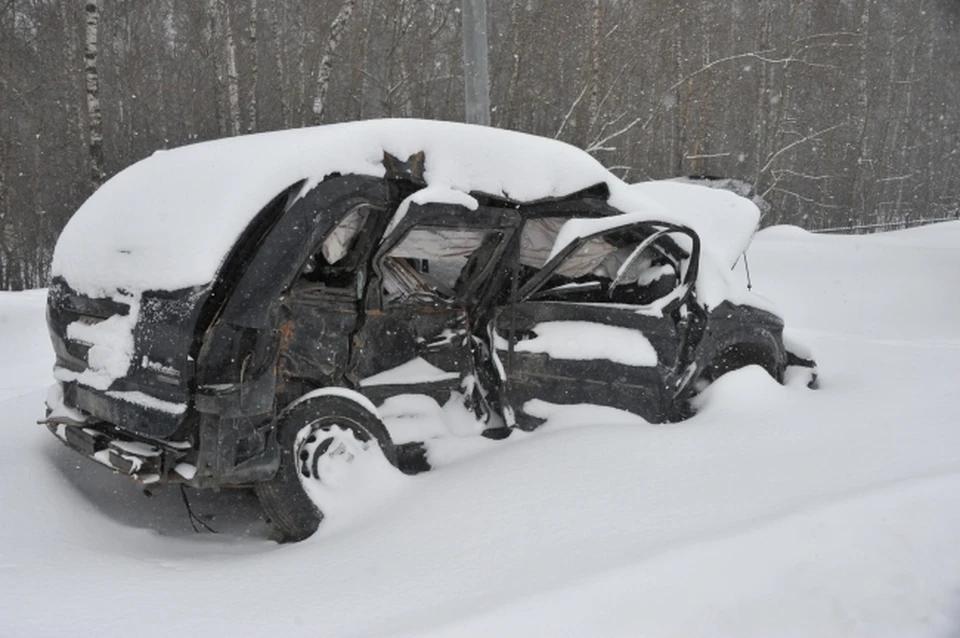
51 118 756 297
628 180 760 267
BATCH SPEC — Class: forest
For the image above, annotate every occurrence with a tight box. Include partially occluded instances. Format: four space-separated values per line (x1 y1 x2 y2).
1 0 958 290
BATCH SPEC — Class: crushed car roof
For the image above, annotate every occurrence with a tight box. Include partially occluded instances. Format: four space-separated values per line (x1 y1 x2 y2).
52 119 759 297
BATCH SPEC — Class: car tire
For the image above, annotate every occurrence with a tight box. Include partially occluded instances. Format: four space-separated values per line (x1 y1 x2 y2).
697 342 782 390
254 394 398 543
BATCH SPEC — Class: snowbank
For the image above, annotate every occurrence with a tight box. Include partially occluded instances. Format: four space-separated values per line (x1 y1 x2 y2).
14 168 960 635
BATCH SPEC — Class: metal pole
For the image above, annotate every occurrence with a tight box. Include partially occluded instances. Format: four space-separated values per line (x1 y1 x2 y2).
461 0 491 126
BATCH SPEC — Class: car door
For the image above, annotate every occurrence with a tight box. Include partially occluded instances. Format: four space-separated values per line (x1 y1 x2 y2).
349 201 521 409
491 218 700 427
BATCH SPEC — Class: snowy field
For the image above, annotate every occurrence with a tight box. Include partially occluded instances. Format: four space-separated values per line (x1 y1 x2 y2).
2 223 959 637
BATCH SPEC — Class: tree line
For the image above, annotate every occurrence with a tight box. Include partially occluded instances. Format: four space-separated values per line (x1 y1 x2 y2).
2 0 958 290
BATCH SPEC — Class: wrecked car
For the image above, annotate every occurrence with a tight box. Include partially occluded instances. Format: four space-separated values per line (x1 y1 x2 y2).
43 119 816 541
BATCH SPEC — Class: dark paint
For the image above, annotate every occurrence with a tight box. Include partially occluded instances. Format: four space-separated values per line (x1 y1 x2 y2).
46 156 810 486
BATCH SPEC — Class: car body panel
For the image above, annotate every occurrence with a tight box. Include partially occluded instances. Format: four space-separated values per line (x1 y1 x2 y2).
44 125 814 487
494 301 680 427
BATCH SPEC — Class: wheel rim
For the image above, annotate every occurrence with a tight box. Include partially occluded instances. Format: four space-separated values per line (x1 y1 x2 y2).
295 420 372 489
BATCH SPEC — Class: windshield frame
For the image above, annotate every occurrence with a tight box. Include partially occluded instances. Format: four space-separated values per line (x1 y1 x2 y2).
516 220 701 309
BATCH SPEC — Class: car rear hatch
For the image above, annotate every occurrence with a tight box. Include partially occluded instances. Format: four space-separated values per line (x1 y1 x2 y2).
47 278 209 439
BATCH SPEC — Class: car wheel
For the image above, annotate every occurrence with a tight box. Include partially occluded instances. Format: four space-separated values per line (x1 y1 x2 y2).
254 394 398 543
696 342 782 391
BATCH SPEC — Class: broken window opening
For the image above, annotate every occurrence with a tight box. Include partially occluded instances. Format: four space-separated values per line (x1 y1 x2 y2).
528 228 691 306
296 205 373 293
381 227 498 305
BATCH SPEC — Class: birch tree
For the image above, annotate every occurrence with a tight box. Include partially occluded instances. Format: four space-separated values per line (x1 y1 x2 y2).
219 0 242 136
312 0 356 125
1 0 959 289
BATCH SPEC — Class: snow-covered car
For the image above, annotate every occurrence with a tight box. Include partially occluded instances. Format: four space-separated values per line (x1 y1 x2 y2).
43 119 816 541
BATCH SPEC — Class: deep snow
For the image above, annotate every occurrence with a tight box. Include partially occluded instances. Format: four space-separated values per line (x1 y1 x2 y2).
2 223 960 637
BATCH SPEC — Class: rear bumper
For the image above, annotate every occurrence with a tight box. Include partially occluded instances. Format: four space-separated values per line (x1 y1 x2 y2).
45 419 197 486
58 380 188 441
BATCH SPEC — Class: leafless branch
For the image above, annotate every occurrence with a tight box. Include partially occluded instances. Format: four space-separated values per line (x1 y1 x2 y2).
772 169 834 181
554 83 590 139
759 121 847 178
594 61 633 118
585 113 645 153
771 188 844 208
685 152 731 160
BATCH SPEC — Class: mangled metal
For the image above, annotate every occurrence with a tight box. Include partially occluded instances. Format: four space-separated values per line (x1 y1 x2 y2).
45 148 816 499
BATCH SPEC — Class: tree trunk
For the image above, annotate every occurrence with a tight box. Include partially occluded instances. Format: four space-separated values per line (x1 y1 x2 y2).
219 0 242 136
247 0 259 133
312 0 356 125
502 0 524 128
206 0 227 136
0 132 9 289
84 0 105 189
269 4 289 128
587 0 602 136
296 25 307 126
849 0 872 217
349 0 370 120
60 1 84 148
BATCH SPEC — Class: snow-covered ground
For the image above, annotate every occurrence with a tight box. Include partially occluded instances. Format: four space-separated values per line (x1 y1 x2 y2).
2 223 959 637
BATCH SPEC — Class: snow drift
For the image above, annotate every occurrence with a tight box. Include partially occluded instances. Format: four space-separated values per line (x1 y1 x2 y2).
3 222 960 636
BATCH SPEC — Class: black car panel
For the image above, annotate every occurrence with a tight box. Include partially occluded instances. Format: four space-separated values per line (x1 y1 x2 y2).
493 301 680 427
44 154 813 491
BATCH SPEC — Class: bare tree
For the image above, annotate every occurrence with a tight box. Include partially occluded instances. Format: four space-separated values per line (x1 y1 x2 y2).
312 0 356 125
206 0 227 135
246 0 259 133
1 0 958 290
587 0 602 136
85 0 105 189
219 0 242 135
269 4 289 127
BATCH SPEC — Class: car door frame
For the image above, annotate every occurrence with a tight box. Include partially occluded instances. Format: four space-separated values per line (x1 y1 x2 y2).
348 201 522 408
493 218 701 427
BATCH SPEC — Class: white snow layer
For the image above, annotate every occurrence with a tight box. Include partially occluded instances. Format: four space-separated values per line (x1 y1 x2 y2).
51 120 624 296
51 119 756 297
630 179 760 266
9 223 960 636
56 294 139 390
385 184 481 237
511 321 658 366
359 357 460 387
104 390 187 415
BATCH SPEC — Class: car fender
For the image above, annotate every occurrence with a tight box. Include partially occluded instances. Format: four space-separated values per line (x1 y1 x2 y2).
284 387 381 420
682 301 788 391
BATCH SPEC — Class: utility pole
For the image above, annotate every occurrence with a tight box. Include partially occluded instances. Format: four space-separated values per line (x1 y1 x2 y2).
461 0 490 126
